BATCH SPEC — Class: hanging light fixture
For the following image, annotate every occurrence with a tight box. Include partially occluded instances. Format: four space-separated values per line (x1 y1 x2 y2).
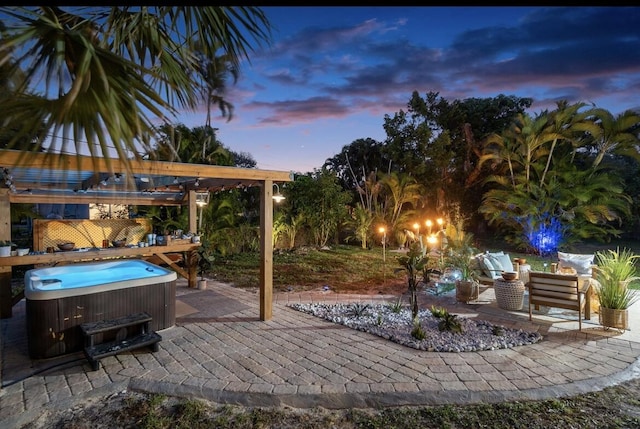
195 190 210 233
272 183 285 203
195 191 210 207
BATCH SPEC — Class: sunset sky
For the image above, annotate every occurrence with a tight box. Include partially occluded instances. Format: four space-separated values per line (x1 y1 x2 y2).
175 6 640 174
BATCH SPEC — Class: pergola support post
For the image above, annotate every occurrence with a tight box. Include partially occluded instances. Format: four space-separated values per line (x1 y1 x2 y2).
259 180 274 320
1 189 12 318
187 190 198 288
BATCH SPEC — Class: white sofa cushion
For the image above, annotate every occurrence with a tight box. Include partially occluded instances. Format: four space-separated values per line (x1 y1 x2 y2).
494 253 514 273
558 252 594 276
479 251 511 279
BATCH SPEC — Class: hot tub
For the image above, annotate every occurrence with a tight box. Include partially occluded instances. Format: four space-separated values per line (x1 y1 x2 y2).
25 259 177 359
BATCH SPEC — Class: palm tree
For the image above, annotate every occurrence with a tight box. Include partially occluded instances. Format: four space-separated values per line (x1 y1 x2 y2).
578 108 640 169
538 101 592 186
0 6 272 169
346 203 374 249
196 47 239 127
479 104 636 252
379 171 424 239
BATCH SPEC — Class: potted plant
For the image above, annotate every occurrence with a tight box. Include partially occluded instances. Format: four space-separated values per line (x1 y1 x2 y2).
448 252 480 304
444 224 479 303
0 240 16 257
594 247 640 331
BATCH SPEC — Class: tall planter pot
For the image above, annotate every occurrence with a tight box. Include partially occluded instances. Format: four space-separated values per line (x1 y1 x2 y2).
455 280 479 304
599 306 628 331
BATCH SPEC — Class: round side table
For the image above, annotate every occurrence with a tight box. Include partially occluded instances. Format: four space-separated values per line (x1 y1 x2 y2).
494 278 526 310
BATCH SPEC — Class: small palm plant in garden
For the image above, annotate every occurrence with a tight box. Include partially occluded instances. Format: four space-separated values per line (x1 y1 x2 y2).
411 318 426 340
395 242 428 319
431 305 463 333
386 297 404 314
348 302 371 318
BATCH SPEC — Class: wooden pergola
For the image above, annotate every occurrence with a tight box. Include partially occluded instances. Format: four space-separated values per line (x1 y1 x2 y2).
0 149 293 320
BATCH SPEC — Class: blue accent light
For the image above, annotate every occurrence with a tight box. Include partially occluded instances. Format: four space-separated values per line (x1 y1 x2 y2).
525 214 563 256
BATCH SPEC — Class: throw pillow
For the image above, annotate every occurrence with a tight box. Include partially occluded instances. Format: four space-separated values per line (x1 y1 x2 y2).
477 255 493 278
558 252 594 276
471 253 487 278
494 253 514 273
485 253 505 279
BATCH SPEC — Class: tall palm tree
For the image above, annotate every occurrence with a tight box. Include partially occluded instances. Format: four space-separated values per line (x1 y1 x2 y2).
538 101 591 186
196 47 239 127
379 171 424 240
577 108 640 169
151 123 232 166
479 105 634 251
0 6 271 169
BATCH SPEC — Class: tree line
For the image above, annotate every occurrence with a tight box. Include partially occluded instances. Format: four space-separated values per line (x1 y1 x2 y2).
150 92 640 257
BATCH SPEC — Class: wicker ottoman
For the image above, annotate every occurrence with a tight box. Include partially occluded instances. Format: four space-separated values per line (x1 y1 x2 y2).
494 278 526 310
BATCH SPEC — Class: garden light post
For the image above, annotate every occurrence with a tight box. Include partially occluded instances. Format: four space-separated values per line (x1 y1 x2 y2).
427 233 438 251
437 218 445 269
379 226 386 285
379 227 386 262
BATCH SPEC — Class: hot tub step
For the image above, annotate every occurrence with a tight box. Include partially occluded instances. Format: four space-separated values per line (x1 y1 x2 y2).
80 312 153 336
81 312 162 371
84 332 162 371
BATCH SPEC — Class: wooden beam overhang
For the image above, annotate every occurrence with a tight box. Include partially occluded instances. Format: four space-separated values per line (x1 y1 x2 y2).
0 149 293 321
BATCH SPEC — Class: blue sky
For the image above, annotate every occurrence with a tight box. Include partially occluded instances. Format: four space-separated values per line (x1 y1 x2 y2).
175 6 640 174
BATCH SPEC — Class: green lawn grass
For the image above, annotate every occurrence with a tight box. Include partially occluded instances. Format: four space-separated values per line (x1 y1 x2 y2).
210 239 640 292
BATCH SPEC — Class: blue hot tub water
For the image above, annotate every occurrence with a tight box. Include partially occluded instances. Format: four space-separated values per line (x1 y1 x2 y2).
25 259 177 299
33 261 164 289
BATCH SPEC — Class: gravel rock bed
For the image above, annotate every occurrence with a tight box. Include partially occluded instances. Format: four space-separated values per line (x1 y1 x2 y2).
289 302 543 352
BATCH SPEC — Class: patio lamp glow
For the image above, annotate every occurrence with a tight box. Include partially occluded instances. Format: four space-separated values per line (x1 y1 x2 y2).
379 226 387 282
378 227 386 260
272 183 285 203
195 191 209 232
195 191 209 207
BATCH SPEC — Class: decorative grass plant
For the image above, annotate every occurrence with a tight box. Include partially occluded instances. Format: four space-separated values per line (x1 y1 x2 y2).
594 247 640 310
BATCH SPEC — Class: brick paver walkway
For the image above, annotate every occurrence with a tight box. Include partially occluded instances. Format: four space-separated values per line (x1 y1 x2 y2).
2 280 640 428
